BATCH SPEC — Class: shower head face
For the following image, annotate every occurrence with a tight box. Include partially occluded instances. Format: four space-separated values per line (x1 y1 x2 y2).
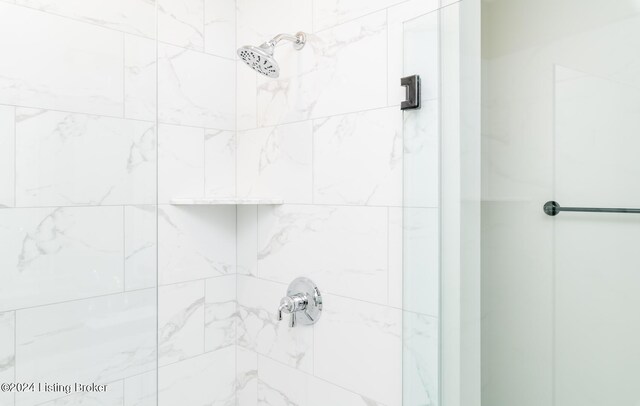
237 45 280 78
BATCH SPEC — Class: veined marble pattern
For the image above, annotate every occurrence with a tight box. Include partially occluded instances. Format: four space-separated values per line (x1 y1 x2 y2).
36 381 124 406
0 312 15 406
158 124 204 204
403 312 438 406
124 205 157 291
236 0 312 51
158 43 235 129
205 275 237 352
237 347 258 406
13 0 156 38
204 0 236 59
158 281 205 366
158 205 236 285
205 129 236 198
15 109 156 207
124 370 157 406
0 3 123 117
158 0 204 51
313 107 403 206
257 205 389 304
314 294 402 406
125 35 157 122
254 355 386 406
254 11 387 127
158 347 236 406
15 290 157 406
0 105 15 207
237 276 313 373
0 207 123 312
313 0 404 32
237 121 313 204
257 356 307 406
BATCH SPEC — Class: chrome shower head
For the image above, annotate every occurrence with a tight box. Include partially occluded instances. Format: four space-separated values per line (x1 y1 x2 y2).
237 31 306 78
237 44 280 78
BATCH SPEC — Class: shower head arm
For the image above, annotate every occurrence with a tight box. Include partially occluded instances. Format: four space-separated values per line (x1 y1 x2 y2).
264 32 306 50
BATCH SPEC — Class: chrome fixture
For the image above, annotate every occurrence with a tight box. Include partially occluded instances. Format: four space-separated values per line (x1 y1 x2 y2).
237 31 307 78
277 277 322 327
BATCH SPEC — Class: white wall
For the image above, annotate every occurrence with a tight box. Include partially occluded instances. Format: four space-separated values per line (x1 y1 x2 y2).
482 1 640 405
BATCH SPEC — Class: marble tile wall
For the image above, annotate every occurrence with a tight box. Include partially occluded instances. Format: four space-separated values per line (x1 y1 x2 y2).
0 0 161 404
0 0 236 405
0 0 448 405
234 1 446 405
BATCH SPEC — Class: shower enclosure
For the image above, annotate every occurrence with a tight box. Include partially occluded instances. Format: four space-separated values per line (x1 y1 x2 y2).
0 0 480 405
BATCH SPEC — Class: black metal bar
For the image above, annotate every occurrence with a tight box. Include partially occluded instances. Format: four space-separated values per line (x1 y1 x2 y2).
544 201 640 216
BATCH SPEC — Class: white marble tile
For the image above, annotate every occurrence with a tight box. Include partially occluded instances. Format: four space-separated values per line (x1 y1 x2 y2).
255 11 388 127
15 290 156 406
205 129 236 198
313 107 402 206
125 35 157 122
387 0 440 106
204 0 236 59
388 207 403 308
158 124 204 204
257 356 307 406
0 312 15 406
314 294 402 405
14 0 156 38
0 3 123 117
237 121 312 204
403 208 439 316
257 205 389 304
124 371 157 406
158 0 204 51
236 0 312 51
237 61 258 131
158 205 236 285
313 0 404 32
15 109 156 207
237 347 258 406
0 207 123 312
158 281 205 366
403 100 440 208
403 312 438 406
237 205 258 276
205 275 237 352
158 44 235 129
257 12 387 125
0 105 14 208
124 205 157 291
237 276 313 373
308 377 386 406
158 347 236 406
36 381 124 406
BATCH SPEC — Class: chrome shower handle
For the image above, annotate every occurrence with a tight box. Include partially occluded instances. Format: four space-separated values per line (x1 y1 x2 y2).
277 294 308 327
276 278 322 328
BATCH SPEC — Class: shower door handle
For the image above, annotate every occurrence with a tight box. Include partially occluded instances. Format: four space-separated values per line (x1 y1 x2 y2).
400 74 421 110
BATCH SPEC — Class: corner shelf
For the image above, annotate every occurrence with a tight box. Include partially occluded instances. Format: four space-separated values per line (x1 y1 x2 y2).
170 197 284 205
